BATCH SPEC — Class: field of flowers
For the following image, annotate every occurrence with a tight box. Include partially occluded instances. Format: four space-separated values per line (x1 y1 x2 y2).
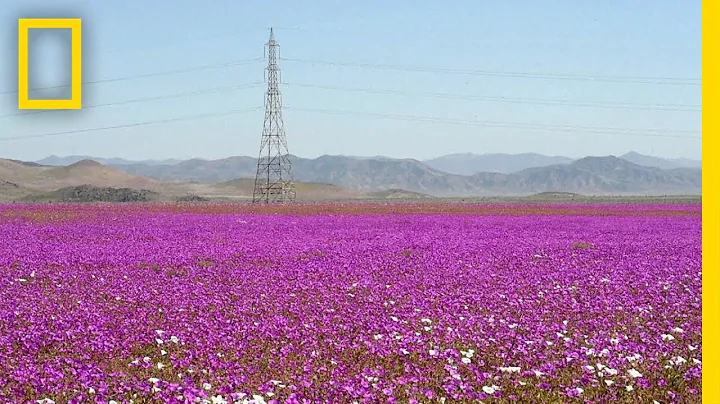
0 203 701 403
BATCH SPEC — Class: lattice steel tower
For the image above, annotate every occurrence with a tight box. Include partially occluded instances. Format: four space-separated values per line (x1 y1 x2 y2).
252 28 296 203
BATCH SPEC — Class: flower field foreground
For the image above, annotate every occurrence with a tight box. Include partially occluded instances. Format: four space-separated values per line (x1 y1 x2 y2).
0 203 701 403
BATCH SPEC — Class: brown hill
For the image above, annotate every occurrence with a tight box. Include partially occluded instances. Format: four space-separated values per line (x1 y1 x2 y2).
206 178 365 201
97 154 701 197
0 158 158 192
367 189 433 199
0 158 416 202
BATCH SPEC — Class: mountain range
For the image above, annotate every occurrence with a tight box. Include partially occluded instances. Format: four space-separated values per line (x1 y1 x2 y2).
14 151 702 198
37 151 701 175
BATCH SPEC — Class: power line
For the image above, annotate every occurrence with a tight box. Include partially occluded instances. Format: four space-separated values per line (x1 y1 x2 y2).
282 82 701 112
283 106 701 139
1 105 699 143
0 57 264 95
0 78 698 123
0 82 264 119
0 107 263 142
280 57 701 86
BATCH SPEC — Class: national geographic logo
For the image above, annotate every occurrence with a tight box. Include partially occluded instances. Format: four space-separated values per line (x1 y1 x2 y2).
17 18 82 110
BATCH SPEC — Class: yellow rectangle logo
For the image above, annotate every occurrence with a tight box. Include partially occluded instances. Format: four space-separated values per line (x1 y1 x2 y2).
18 18 82 110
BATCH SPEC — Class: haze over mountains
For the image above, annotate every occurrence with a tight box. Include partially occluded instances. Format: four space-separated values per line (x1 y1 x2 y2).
16 151 701 198
37 151 702 175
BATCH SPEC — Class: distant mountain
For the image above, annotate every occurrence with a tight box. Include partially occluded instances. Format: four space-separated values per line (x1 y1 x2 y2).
37 155 183 167
21 153 701 197
470 156 701 195
0 158 425 202
0 158 158 192
619 152 702 170
113 156 258 182
424 153 574 175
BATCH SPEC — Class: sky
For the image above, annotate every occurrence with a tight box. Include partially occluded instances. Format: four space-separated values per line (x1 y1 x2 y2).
0 0 702 162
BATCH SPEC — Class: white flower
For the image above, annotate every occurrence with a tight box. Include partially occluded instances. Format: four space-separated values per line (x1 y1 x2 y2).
88 387 95 394
429 349 438 356
421 318 432 324
628 369 642 378
373 334 383 340
148 378 160 384
170 336 179 344
203 382 212 390
606 368 618 376
252 395 267 404
499 366 521 373
482 386 496 394
401 348 410 355
673 327 684 333
461 357 471 364
157 362 165 369
689 344 697 351
533 370 544 377
605 380 614 386
155 330 165 335
211 395 227 404
390 316 399 322
161 350 167 356
661 334 675 341
625 385 633 392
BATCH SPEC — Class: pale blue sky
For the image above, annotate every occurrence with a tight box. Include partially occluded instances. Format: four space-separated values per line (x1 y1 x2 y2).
0 0 701 161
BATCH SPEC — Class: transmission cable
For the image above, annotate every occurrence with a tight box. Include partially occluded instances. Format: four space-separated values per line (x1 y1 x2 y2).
280 57 701 86
282 82 700 112
0 107 263 142
0 82 264 119
0 57 265 95
283 106 700 139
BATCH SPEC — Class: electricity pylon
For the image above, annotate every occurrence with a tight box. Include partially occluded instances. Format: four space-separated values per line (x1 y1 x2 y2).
252 28 296 203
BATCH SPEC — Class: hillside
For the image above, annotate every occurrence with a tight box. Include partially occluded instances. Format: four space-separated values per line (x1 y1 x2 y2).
112 154 700 196
60 152 700 195
0 158 428 202
0 158 158 192
23 185 160 203
423 153 574 175
620 152 702 170
205 178 367 201
469 156 701 195
0 153 702 200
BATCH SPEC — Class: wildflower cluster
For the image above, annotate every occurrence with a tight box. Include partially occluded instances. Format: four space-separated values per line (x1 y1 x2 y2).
0 203 701 403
